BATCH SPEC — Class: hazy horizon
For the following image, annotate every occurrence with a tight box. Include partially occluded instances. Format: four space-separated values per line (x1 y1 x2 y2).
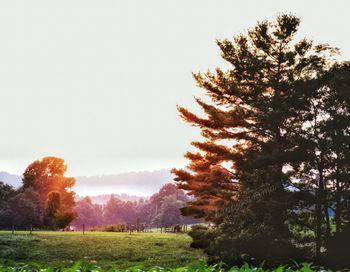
0 168 174 196
1 0 349 177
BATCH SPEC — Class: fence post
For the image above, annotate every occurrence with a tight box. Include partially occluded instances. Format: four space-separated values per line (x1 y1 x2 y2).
136 218 140 232
30 224 33 235
12 224 14 235
83 224 85 235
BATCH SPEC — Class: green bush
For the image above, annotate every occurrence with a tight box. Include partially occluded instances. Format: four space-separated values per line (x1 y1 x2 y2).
324 224 350 270
103 224 127 232
188 224 305 268
188 225 214 250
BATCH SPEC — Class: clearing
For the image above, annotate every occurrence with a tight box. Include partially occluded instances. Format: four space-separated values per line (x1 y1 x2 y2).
0 231 204 269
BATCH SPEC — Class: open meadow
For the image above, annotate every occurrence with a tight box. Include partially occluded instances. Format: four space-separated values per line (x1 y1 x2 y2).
1 2 350 271
0 231 205 270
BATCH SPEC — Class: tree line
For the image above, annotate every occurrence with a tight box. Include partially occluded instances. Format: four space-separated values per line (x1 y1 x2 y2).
173 14 350 269
0 157 76 229
0 156 198 230
72 183 199 230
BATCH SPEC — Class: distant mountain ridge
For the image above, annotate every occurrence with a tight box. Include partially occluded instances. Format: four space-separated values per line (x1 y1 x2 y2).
75 169 175 196
0 169 175 197
76 194 146 205
0 172 22 188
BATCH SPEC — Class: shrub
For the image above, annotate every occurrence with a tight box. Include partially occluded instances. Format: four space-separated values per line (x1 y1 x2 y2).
102 224 127 232
324 224 350 269
188 224 305 268
188 225 214 250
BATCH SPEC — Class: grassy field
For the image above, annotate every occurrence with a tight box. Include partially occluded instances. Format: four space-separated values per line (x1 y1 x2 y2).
0 231 205 270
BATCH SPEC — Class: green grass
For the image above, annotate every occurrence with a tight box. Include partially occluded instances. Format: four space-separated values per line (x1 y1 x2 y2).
0 231 204 270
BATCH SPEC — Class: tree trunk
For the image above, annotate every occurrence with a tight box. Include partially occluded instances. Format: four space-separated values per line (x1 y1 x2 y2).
335 178 342 234
323 172 331 239
324 200 331 239
315 166 324 263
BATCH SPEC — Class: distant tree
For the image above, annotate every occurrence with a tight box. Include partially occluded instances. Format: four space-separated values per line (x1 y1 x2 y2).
54 209 76 229
0 181 15 207
73 197 104 229
145 183 198 226
135 201 153 224
104 195 122 224
68 183 198 230
103 195 136 224
0 188 41 228
159 195 185 226
120 201 137 224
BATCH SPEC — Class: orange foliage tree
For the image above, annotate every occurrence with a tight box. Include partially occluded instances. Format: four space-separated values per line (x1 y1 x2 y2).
22 156 76 228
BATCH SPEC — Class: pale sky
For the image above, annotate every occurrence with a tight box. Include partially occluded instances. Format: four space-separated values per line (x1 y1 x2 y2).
0 0 349 176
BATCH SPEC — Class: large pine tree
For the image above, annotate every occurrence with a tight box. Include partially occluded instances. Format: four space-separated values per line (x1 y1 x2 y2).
173 14 337 264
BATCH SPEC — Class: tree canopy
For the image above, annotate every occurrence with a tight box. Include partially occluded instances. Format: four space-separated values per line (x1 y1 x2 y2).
23 156 75 206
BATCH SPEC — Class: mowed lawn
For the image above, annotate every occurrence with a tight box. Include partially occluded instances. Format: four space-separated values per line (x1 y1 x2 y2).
0 231 205 269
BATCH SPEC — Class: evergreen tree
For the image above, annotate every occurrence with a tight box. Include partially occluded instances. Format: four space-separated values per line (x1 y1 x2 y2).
323 64 350 234
173 14 337 265
309 63 350 267
286 63 350 262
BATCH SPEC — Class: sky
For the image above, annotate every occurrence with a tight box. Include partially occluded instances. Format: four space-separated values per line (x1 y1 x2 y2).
0 0 349 177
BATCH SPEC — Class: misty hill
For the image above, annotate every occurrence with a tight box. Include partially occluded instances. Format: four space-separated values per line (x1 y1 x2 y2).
74 169 174 197
76 194 145 205
0 169 175 197
0 172 22 188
